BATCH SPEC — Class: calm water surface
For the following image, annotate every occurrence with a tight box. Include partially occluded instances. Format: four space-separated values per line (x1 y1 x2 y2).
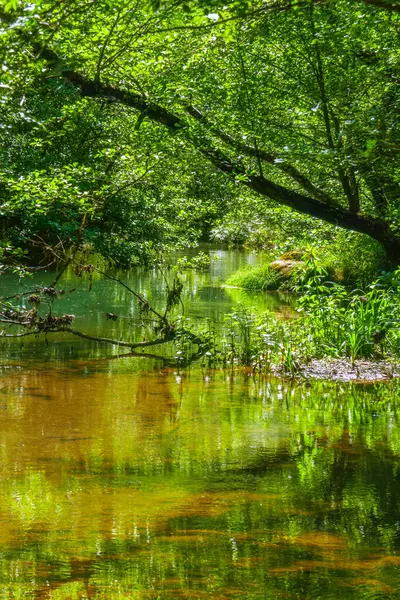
1 249 400 599
1 247 293 362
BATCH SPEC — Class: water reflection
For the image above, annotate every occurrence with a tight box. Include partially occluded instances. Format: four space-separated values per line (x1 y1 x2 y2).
1 248 398 598
0 247 296 363
0 364 400 598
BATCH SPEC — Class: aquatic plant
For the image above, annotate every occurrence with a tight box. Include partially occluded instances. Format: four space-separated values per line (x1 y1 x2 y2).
3 254 400 370
295 265 400 362
186 264 400 370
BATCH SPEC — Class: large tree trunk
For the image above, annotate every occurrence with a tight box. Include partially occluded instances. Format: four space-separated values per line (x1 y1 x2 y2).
252 180 400 262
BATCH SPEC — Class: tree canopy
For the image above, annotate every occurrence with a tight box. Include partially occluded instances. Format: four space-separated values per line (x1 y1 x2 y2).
1 0 399 265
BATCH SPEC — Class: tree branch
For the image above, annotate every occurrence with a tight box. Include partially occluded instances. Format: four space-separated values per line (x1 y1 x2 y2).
60 327 171 348
145 0 328 36
199 144 400 259
0 326 171 348
92 267 167 323
7 29 400 260
185 105 337 206
95 9 123 83
308 11 360 212
40 66 400 259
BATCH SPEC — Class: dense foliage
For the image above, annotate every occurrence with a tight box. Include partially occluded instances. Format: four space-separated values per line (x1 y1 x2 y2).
0 0 400 268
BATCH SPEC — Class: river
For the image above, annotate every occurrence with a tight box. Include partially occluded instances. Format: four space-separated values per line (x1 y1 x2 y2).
1 248 400 599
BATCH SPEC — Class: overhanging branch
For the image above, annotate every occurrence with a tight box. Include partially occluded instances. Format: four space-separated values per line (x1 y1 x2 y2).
6 21 400 259
52 69 400 258
185 105 337 206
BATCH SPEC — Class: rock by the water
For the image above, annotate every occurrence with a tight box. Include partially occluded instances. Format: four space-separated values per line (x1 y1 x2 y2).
270 258 303 277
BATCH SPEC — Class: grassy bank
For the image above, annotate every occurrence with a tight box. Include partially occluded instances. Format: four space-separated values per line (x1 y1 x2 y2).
226 263 282 291
226 232 388 292
179 266 400 375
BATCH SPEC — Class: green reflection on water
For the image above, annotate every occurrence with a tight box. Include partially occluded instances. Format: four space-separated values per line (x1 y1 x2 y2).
0 248 295 363
1 249 400 598
0 363 400 599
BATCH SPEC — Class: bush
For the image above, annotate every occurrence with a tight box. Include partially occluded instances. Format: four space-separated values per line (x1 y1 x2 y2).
316 231 387 287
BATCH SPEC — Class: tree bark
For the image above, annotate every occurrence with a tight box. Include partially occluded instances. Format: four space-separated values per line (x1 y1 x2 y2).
202 144 400 261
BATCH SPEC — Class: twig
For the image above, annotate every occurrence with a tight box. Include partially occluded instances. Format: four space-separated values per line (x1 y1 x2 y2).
0 291 36 303
92 267 167 323
95 9 123 83
0 331 38 339
0 326 171 348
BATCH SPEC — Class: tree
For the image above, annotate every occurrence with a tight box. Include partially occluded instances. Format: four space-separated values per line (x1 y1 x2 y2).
1 0 400 261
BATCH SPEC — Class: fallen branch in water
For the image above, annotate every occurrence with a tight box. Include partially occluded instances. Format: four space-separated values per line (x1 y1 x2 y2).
60 326 173 348
0 326 172 347
0 260 210 364
1 323 204 349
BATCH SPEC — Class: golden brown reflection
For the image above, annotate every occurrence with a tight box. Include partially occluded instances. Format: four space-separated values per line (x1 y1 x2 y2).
0 366 400 598
293 532 348 550
340 578 397 594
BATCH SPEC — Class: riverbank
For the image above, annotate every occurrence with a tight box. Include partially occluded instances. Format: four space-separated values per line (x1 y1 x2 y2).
273 358 399 383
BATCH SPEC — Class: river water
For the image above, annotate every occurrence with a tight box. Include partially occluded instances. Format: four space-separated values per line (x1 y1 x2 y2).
1 249 400 599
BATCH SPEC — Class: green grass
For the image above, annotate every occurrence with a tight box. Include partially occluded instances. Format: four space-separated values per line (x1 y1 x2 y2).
226 264 282 291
